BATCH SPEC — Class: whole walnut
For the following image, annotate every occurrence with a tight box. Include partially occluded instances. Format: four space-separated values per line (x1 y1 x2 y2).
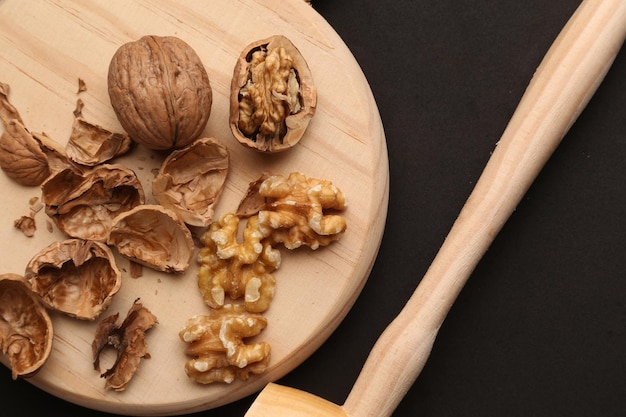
107 35 212 151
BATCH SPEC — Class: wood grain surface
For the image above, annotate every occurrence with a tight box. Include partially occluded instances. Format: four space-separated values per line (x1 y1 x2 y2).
0 1 388 415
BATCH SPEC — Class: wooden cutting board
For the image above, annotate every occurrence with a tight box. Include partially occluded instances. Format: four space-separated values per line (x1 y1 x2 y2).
0 0 388 415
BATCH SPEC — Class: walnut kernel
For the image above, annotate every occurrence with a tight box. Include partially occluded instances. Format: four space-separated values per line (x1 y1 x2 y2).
197 213 279 313
179 304 270 384
230 35 316 152
239 172 348 249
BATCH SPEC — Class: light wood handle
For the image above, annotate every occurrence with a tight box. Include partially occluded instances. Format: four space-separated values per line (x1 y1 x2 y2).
342 1 626 416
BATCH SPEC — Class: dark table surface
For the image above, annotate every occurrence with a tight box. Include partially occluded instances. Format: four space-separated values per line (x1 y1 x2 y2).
3 0 626 415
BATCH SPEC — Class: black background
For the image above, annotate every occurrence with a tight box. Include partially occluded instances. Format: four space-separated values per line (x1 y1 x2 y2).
3 0 626 416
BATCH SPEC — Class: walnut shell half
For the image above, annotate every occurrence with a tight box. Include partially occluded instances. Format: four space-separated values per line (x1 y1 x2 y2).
0 273 53 379
41 163 145 241
230 35 317 153
107 204 195 273
0 119 51 186
108 35 212 151
24 239 122 320
152 137 229 227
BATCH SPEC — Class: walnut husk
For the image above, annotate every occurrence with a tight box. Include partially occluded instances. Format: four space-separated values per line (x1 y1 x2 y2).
0 119 51 186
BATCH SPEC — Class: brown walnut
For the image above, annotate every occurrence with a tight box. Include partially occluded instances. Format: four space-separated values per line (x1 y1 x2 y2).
230 35 317 153
108 35 212 151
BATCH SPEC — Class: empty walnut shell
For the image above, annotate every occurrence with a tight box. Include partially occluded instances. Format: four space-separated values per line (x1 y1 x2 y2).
107 204 195 273
230 35 317 153
41 163 145 241
152 137 229 227
24 239 122 320
65 118 133 166
0 273 53 379
108 35 212 151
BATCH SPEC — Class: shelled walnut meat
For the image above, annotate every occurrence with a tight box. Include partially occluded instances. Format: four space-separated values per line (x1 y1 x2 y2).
186 172 348 384
0 273 54 379
198 213 280 313
179 304 270 384
24 239 122 320
230 35 317 153
152 137 229 227
108 35 212 151
238 172 348 249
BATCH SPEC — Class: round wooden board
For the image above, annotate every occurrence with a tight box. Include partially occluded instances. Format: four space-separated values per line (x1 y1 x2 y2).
0 0 388 415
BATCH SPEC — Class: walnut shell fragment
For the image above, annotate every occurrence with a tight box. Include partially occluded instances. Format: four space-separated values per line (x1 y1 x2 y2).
230 35 317 153
108 35 212 151
0 273 53 379
179 304 270 384
32 131 74 176
0 82 23 125
14 215 36 237
0 83 68 186
0 119 51 186
92 298 158 391
152 137 229 227
41 163 145 241
107 204 195 273
65 118 132 166
24 239 122 320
